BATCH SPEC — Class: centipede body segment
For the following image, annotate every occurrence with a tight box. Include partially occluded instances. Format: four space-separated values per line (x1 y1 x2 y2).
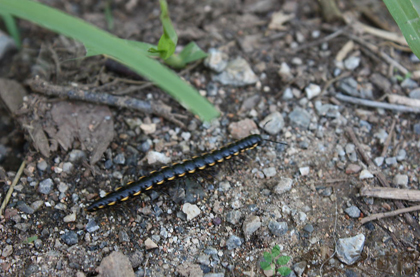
86 134 264 212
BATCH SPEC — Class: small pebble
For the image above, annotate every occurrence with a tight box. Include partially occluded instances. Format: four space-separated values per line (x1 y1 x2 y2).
259 112 284 135
273 178 293 195
146 151 171 165
305 83 321 100
31 200 44 211
37 160 48 171
345 164 361 174
86 219 100 233
303 224 314 233
299 166 310 176
113 153 126 165
396 149 406 161
263 167 276 178
144 238 158 250
61 231 78 245
385 157 397 165
393 174 408 187
38 178 54 194
68 150 86 162
63 213 76 223
62 162 73 173
242 215 261 236
345 205 361 218
344 56 360 70
182 203 201 220
336 234 365 265
374 157 384 167
226 210 242 225
359 169 374 179
268 221 288 236
2 245 13 257
17 202 34 214
226 235 242 250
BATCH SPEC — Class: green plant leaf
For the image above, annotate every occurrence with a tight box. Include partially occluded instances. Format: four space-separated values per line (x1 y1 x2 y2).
276 255 291 266
104 0 114 31
22 235 38 244
148 0 177 60
277 266 292 276
271 245 281 258
263 252 273 264
0 0 219 122
165 42 208 68
260 261 274 271
1 13 21 48
384 0 420 60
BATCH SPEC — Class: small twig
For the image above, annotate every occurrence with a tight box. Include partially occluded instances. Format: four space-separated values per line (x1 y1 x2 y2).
336 93 420 113
344 33 409 75
0 161 26 217
360 186 420 202
27 76 186 129
346 127 420 239
291 27 346 54
361 204 420 224
380 119 396 158
320 71 351 95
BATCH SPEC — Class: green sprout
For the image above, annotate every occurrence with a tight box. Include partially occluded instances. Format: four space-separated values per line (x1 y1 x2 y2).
260 245 292 276
22 235 38 244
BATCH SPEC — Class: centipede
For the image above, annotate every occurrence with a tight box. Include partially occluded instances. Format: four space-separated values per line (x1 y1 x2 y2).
86 134 285 212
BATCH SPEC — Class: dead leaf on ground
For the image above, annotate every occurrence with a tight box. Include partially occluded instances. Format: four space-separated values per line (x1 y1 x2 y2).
0 78 27 114
48 101 114 164
268 11 295 30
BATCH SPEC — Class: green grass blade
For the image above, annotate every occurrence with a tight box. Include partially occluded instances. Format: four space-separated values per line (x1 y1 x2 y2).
165 42 208 68
384 0 420 59
1 13 21 48
0 0 219 122
148 0 178 59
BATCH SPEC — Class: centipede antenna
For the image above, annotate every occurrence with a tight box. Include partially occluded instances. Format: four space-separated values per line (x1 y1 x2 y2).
263 139 288 145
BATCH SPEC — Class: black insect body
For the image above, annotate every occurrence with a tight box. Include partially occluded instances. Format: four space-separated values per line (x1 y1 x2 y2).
86 134 265 212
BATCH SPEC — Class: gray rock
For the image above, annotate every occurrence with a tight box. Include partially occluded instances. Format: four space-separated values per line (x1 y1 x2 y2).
385 157 397 165
226 210 242 225
182 203 201 220
401 78 418 89
393 174 408 187
336 234 365 265
61 231 78 245
37 160 48 171
373 129 388 144
303 224 314 233
259 112 284 135
213 57 258 86
38 178 54 194
197 254 210 266
17 202 34 214
31 200 44 211
344 56 360 70
114 153 126 165
2 245 13 257
396 149 406 161
268 221 288 236
288 107 311 129
86 218 100 233
374 157 384 166
204 48 228 73
68 150 86 162
63 213 76 223
344 206 361 218
293 261 307 276
62 162 73 173
359 169 374 179
119 231 130 242
305 83 321 100
292 211 307 225
409 88 420 99
282 87 294 100
14 223 31 232
206 82 218 96
226 235 242 250
339 78 359 97
414 123 420 135
263 167 276 178
242 215 261 236
273 178 293 195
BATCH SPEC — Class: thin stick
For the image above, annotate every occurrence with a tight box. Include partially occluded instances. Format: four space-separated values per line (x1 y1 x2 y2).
291 28 346 54
380 119 396 158
320 72 351 95
27 76 186 128
361 204 420 224
346 127 420 239
360 186 420 202
336 93 420 113
0 161 26 217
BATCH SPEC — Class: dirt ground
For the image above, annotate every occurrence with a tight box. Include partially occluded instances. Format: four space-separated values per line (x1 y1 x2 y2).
1 0 420 276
